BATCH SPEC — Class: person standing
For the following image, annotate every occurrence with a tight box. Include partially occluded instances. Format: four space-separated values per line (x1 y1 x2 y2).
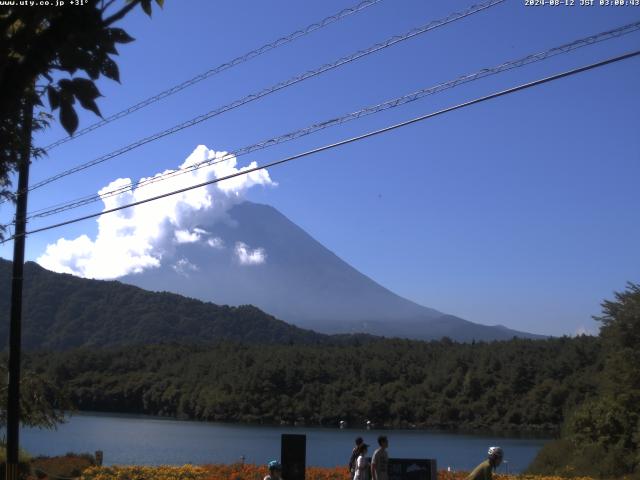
465 446 504 480
371 436 389 480
348 437 364 475
353 443 369 480
264 460 283 480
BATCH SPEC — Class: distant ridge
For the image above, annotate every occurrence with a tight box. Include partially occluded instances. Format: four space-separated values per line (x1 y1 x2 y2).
0 258 336 350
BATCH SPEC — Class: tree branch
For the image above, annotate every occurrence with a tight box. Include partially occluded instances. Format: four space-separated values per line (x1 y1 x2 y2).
103 0 141 26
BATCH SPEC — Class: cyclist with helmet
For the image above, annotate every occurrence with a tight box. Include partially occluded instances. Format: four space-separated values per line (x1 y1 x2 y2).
265 460 283 480
465 446 503 480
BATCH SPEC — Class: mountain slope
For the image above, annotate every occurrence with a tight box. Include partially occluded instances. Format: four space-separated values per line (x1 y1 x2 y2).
0 258 331 350
121 201 543 341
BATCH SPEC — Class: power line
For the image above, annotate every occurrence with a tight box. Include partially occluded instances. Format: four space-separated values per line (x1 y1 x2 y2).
22 0 505 195
42 0 384 152
21 20 640 222
3 49 637 245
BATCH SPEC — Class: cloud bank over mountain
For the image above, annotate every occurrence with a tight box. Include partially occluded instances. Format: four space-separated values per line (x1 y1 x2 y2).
37 145 274 279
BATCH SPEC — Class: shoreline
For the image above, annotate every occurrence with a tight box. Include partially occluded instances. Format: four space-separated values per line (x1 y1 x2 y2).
64 410 556 439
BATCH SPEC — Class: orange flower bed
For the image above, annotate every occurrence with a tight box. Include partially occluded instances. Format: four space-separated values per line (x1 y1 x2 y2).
80 464 209 480
201 463 264 480
77 463 597 480
439 473 595 480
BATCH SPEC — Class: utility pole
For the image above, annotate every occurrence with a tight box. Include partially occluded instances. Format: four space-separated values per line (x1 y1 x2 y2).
6 97 33 480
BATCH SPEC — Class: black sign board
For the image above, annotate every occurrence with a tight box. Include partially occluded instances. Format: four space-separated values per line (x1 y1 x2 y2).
281 434 306 480
388 458 437 480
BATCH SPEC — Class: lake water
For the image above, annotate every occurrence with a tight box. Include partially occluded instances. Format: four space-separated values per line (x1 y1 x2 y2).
21 412 549 473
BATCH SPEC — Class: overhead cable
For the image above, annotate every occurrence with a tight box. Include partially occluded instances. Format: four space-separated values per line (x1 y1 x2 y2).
22 20 640 221
42 0 385 151
2 48 637 244
23 0 505 195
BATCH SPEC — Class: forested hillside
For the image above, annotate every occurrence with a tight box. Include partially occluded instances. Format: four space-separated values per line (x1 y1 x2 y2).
0 259 332 348
20 336 600 432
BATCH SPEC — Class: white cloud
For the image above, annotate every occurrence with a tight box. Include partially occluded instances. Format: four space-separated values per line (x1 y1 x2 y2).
175 229 202 244
37 145 274 279
172 257 199 277
234 242 266 265
207 237 224 249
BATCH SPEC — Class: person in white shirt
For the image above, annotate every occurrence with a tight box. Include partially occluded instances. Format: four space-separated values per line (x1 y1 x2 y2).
371 436 389 480
353 443 369 480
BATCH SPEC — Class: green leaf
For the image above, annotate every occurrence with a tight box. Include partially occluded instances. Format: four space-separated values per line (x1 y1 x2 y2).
141 0 152 16
59 101 79 135
70 78 102 118
57 79 75 96
58 80 77 109
86 64 101 80
57 46 81 75
72 80 102 118
102 41 119 56
109 27 135 44
155 0 164 7
101 57 120 83
71 78 101 100
77 97 102 118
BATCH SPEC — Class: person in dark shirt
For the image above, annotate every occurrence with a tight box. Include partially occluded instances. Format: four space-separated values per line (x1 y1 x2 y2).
465 446 503 480
348 437 364 475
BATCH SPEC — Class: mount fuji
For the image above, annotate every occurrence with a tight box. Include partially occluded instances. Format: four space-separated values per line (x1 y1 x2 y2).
120 201 542 342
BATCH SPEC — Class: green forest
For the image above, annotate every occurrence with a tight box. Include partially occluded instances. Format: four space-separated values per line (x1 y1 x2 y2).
19 336 600 432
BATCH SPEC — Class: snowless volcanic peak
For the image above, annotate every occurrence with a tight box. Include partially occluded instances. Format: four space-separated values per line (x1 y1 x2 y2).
119 201 543 342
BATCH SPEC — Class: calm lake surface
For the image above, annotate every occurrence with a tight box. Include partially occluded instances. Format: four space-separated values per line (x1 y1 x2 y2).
21 412 549 473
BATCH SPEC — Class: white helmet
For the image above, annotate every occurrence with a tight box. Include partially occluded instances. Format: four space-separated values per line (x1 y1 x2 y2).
488 446 503 460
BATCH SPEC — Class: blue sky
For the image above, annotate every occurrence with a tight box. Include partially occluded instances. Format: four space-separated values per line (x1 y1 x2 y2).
1 0 638 336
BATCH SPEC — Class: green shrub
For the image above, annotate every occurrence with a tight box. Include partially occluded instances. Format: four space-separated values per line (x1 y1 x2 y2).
526 438 576 476
527 437 639 478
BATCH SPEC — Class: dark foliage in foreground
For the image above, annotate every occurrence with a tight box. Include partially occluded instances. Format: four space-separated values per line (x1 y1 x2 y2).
0 0 162 234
